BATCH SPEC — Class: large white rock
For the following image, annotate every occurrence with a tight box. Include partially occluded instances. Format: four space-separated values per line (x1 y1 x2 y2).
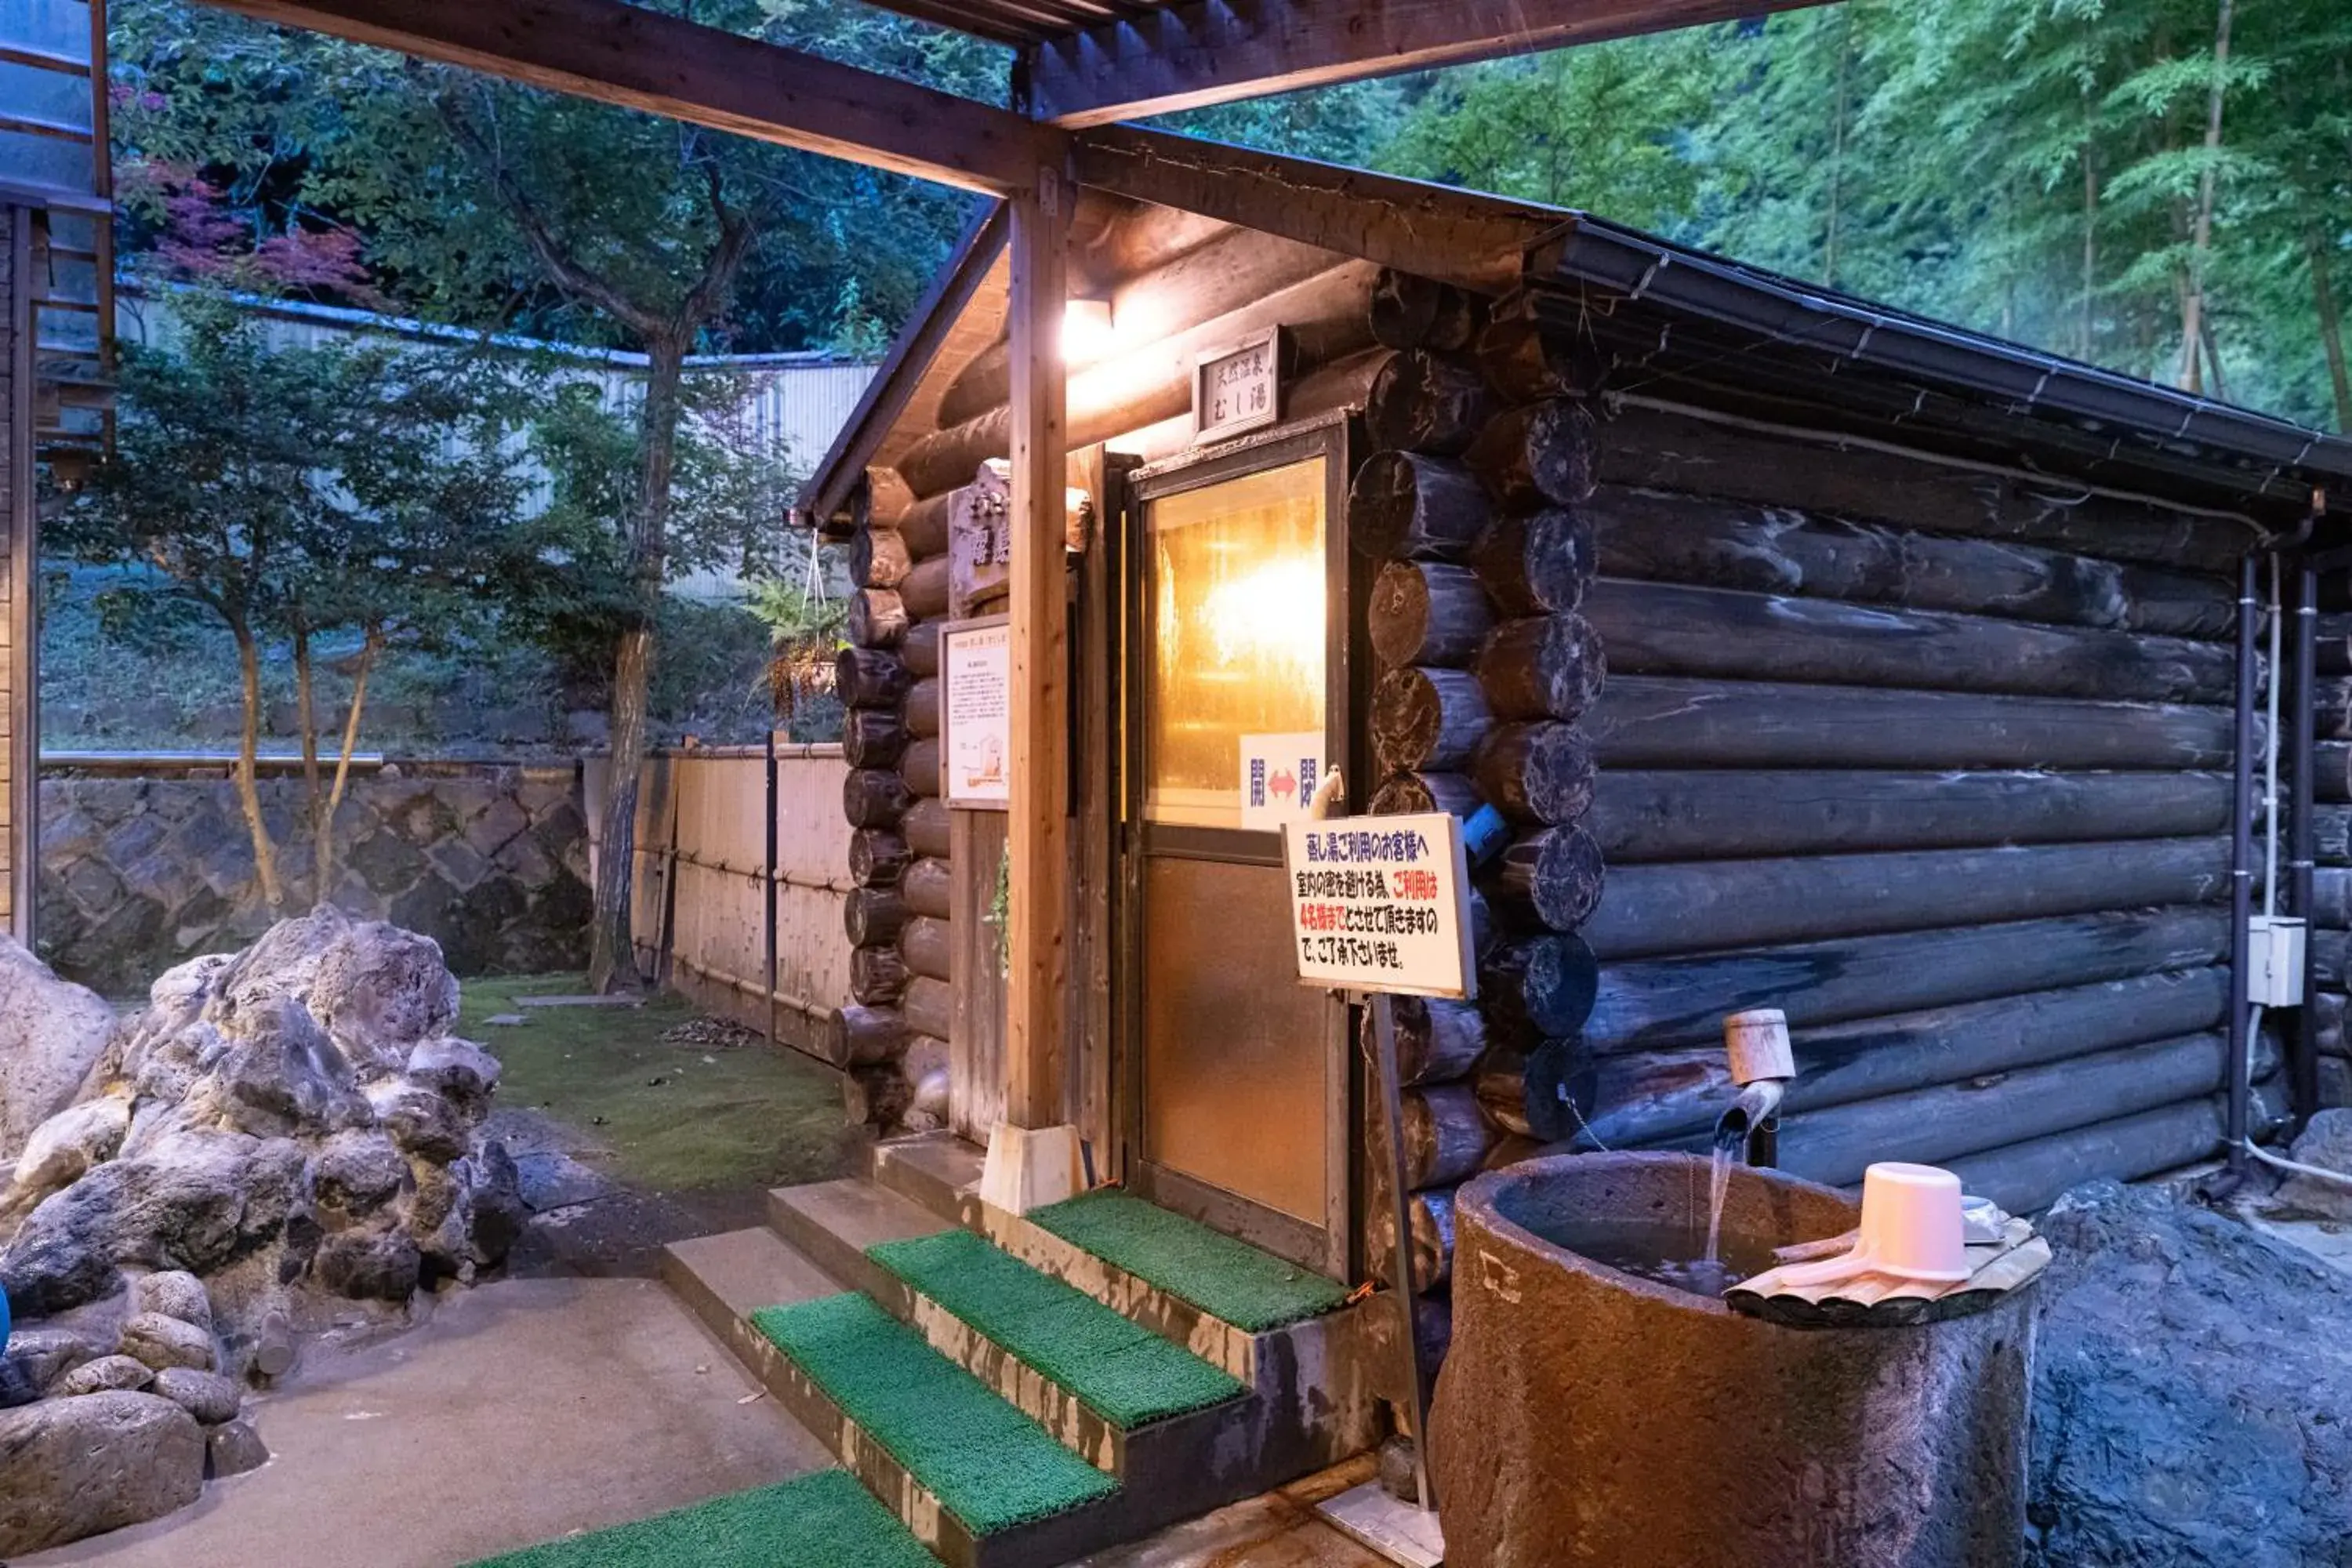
1 1096 131 1233
0 937 117 1164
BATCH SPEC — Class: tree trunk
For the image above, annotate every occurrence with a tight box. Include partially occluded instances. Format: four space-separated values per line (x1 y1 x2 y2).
590 323 691 991
1584 578 2235 704
1823 5 1854 289
2311 227 2352 434
2177 0 2234 391
2080 140 2099 360
1475 614 1606 723
230 615 285 912
314 628 379 910
294 623 321 822
590 622 655 992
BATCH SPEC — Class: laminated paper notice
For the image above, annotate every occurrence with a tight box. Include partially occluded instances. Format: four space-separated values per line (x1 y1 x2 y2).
1281 811 1475 1000
942 616 1010 809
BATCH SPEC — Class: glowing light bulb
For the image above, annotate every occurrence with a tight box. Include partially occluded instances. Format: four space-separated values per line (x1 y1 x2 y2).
1062 297 1116 365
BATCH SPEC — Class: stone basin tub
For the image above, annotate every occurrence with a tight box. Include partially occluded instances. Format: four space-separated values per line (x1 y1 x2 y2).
1428 1152 2034 1568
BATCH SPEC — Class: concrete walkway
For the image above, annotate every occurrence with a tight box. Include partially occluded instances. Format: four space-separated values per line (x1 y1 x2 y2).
20 1276 832 1568
15 1272 1392 1568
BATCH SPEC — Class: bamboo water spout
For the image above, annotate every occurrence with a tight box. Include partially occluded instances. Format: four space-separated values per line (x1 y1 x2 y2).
1715 1008 1795 1167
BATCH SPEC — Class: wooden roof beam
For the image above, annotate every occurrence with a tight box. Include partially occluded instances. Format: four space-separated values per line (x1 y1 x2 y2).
193 0 1063 195
1028 0 1834 127
1070 123 1559 294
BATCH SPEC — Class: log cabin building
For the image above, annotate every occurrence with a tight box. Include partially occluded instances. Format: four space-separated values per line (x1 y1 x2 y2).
800 133 2352 1372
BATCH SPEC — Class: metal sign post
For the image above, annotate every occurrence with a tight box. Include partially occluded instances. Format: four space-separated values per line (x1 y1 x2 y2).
1281 806 1470 1563
1367 986 1436 1512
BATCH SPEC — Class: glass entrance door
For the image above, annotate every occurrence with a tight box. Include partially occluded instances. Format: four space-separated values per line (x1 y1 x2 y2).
1124 427 1350 1276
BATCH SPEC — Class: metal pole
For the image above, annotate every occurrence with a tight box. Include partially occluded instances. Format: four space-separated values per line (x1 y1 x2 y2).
765 728 781 1047
2226 554 2259 1175
1370 991 1436 1514
2292 561 2321 1130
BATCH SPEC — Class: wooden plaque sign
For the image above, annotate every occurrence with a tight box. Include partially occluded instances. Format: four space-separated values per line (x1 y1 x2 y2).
1281 812 1476 1000
941 615 1011 810
1192 325 1284 445
949 466 1012 615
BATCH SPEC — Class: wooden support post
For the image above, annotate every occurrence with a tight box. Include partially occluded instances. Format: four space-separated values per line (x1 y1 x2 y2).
982 164 1083 1215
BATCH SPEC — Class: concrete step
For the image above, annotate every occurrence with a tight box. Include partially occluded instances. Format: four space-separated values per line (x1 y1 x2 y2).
660 1225 844 1327
768 1176 955 1297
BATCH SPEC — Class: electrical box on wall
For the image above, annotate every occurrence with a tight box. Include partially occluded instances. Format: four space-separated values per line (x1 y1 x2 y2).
2248 915 2307 1007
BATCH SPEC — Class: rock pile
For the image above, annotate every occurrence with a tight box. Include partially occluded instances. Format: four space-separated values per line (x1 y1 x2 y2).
2029 1179 2352 1566
0 934 117 1161
0 909 521 1555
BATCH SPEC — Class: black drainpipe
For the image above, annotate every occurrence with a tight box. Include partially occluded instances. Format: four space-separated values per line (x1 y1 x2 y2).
2288 495 2330 1134
2227 552 2259 1179
2231 495 2327 1181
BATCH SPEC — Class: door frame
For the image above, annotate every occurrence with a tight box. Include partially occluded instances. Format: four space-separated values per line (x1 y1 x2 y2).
1112 413 1358 1278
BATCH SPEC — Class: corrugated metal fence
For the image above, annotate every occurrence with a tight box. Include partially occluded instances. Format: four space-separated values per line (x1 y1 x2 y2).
583 742 851 1062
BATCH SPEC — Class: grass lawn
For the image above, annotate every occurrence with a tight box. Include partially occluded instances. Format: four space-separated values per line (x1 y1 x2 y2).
459 974 858 1194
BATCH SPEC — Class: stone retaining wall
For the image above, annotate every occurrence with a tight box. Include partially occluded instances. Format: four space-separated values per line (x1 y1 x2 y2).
35 763 590 994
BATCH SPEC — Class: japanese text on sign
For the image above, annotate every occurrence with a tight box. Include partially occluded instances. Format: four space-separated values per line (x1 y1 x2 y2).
1281 811 1475 1000
942 617 1011 810
1240 731 1323 830
1192 328 1283 445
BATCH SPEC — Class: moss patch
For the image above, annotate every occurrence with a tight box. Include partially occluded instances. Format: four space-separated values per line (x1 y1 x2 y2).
459 973 855 1192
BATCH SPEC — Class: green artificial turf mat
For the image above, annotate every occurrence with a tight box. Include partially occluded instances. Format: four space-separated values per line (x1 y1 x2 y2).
869 1229 1247 1429
1026 1190 1350 1333
466 1468 938 1568
750 1293 1118 1534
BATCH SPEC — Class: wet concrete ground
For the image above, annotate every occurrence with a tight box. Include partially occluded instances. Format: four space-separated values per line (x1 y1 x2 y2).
16 1268 1393 1568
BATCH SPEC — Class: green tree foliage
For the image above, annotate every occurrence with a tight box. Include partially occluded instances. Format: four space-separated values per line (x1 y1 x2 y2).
49 293 537 909
1352 0 2352 431
107 0 998 988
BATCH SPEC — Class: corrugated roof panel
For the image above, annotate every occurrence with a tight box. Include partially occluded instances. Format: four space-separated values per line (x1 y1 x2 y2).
0 0 93 64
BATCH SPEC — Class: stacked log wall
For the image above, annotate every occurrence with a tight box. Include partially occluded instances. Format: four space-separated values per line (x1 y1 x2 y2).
1562 401 2285 1212
1359 286 2285 1299
1357 273 1606 1370
2288 619 2352 1109
831 477 949 1132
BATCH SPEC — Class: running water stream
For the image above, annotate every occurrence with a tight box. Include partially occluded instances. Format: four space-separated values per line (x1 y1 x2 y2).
1703 1129 1737 1269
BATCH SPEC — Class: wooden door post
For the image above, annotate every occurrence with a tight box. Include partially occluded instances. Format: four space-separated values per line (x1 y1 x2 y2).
981 164 1086 1213
1005 166 1073 1134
